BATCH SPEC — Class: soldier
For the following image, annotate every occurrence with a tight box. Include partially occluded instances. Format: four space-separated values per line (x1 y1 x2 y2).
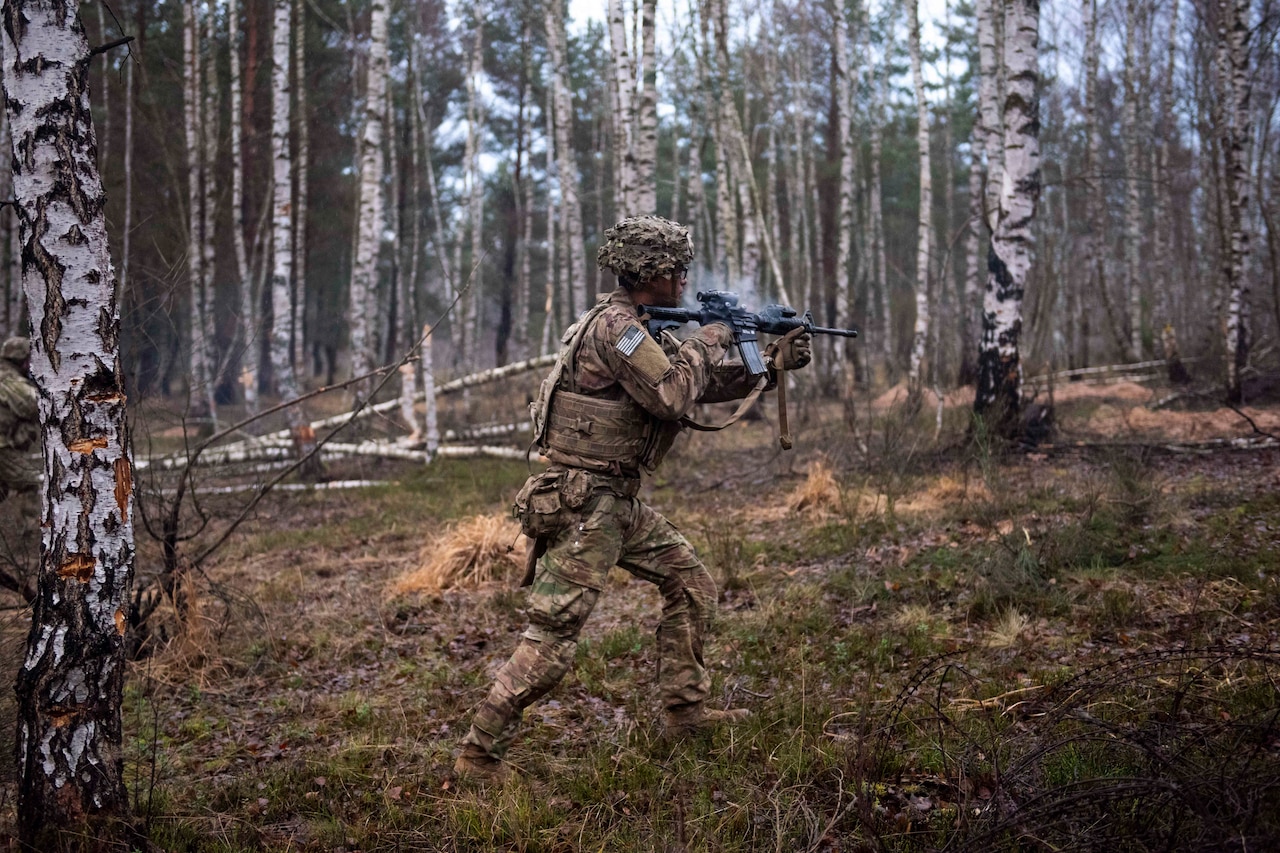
454 215 812 782
0 336 39 503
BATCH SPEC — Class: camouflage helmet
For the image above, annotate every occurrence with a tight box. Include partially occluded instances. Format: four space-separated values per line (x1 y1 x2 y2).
0 337 29 364
596 215 694 284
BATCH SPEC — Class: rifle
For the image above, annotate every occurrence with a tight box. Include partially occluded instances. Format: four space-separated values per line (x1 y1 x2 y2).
640 290 859 377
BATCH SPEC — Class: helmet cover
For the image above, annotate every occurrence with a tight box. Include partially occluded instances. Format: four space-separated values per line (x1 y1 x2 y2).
0 337 29 364
596 215 694 283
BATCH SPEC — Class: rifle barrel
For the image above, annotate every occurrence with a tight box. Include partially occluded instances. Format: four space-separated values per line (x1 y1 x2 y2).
809 325 859 338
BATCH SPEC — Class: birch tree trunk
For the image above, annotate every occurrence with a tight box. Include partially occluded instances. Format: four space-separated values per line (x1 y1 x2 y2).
960 104 985 384
974 0 1041 432
907 0 932 397
200 2 220 391
293 0 309 373
512 23 533 362
1221 0 1252 402
348 0 389 389
634 0 659 214
834 9 856 342
3 3 135 844
546 0 587 315
608 0 636 214
0 75 15 333
978 0 1003 232
184 0 215 421
463 10 485 367
1154 0 1179 339
228 0 257 410
541 77 559 353
1123 0 1144 359
868 29 892 369
1082 0 1102 367
270 0 315 463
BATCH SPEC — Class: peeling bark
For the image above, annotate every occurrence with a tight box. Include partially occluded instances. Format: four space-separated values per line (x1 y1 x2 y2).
974 0 1041 434
3 0 135 844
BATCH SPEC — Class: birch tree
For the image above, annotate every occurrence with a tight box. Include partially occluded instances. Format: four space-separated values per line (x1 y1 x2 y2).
3 2 135 844
228 0 257 409
608 0 636 214
270 0 316 461
293 0 310 372
907 0 932 397
1220 0 1252 402
184 0 216 421
974 0 1041 431
348 0 389 387
634 0 659 214
461 8 485 367
833 4 857 376
546 0 587 316
1123 0 1145 359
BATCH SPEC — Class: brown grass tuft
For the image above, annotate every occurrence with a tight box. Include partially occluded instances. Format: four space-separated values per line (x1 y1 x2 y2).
787 460 842 515
388 514 525 596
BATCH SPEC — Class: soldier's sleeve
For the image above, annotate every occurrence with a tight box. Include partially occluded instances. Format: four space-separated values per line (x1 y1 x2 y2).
698 361 775 404
0 377 38 421
596 310 732 421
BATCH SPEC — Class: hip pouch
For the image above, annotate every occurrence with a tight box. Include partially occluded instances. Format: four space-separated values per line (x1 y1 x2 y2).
513 471 566 538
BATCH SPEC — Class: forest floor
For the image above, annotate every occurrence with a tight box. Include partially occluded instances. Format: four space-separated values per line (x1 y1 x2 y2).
0 376 1278 851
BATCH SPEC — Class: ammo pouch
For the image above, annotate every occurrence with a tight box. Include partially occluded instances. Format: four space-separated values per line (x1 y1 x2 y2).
512 469 596 539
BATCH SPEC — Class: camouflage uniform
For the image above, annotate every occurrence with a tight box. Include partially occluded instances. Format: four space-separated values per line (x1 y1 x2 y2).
458 216 764 768
0 337 39 503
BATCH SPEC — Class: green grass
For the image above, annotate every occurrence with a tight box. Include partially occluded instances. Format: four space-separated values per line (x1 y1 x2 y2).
108 433 1280 852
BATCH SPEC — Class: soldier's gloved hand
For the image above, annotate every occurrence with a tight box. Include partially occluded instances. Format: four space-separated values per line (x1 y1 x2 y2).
768 327 808 368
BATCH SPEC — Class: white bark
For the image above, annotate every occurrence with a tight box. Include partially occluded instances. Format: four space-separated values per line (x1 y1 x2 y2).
184 0 215 420
1153 0 1179 333
270 0 306 439
907 0 932 392
200 1 220 391
228 0 256 410
542 77 559 353
975 0 1041 425
834 11 856 339
348 0 389 387
424 324 440 457
462 10 486 367
1123 0 1143 359
634 0 659 214
4 0 134 835
1221 0 1252 401
869 30 891 365
293 0 309 374
546 0 588 315
977 0 1003 232
608 0 636 214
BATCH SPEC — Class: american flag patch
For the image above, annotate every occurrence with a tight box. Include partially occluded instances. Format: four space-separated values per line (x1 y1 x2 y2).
615 325 647 357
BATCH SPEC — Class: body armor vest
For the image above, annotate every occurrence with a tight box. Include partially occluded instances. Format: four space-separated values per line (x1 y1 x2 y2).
530 297 663 471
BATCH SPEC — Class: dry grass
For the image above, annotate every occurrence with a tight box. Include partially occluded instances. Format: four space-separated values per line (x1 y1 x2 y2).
987 607 1031 648
387 513 525 595
787 460 842 515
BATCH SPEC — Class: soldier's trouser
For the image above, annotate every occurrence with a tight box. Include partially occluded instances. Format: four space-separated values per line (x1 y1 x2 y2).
462 491 717 760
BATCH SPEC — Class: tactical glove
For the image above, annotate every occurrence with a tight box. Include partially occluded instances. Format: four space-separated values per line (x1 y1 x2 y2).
768 330 812 370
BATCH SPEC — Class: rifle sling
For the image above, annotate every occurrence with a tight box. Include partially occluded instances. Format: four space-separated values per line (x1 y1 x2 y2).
680 374 769 433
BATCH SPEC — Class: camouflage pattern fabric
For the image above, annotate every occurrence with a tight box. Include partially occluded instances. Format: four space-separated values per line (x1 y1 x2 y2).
460 281 764 764
0 359 38 453
461 491 716 759
0 449 40 501
596 215 694 284
541 287 763 475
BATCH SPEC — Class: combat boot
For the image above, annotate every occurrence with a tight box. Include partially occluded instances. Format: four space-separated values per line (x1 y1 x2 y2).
664 704 752 735
452 744 511 785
